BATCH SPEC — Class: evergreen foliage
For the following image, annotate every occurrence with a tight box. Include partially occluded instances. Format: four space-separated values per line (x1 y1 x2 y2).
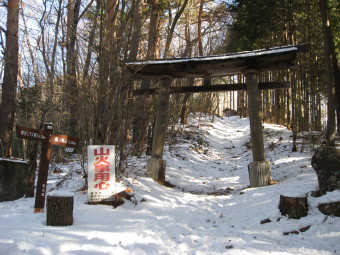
0 0 338 164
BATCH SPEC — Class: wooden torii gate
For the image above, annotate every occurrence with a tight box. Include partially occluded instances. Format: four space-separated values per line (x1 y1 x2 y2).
126 45 303 187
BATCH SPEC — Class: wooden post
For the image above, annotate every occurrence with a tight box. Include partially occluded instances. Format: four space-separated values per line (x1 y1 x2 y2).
34 123 53 213
16 124 79 212
147 77 172 183
248 161 271 187
47 193 74 226
246 71 272 187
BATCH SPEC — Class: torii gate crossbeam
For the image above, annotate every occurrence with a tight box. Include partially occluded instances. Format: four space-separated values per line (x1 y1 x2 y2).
125 45 305 188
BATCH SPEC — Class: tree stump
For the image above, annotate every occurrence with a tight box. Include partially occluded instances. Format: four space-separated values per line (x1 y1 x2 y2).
279 195 308 219
47 192 73 226
248 161 271 187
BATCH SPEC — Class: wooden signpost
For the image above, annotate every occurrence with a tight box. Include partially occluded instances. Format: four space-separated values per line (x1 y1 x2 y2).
16 124 79 213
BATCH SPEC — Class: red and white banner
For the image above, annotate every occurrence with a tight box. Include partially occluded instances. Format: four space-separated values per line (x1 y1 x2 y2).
88 145 115 202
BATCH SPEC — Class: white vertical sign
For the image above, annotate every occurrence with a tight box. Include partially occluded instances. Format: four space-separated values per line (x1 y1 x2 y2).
88 145 115 202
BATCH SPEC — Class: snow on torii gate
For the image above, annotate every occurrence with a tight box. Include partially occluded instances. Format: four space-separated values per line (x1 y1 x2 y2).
126 45 303 188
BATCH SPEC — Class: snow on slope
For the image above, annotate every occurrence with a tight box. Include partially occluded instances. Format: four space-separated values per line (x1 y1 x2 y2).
0 114 339 255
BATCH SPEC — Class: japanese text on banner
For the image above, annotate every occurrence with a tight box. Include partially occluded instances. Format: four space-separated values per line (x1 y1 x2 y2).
88 145 115 202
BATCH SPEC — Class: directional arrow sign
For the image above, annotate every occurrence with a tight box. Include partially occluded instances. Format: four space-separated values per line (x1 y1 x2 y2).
16 126 49 142
16 124 79 213
49 134 79 148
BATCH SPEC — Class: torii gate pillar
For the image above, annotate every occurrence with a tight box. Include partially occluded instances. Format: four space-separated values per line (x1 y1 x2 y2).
146 77 172 183
246 71 272 187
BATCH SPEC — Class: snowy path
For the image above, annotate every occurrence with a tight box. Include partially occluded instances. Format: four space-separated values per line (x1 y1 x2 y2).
0 115 339 255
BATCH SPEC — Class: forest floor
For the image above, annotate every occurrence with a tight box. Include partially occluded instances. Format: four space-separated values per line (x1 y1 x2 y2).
1 114 339 255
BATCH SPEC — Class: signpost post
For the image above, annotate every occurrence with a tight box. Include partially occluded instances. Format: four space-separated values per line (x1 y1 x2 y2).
16 124 79 213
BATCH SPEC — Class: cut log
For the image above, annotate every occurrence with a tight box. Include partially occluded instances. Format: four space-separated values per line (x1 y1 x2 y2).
112 188 134 208
283 230 299 235
282 225 311 236
46 193 73 226
87 188 135 208
279 195 308 219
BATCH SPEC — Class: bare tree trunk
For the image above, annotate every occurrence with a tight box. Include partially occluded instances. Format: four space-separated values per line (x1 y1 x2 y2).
237 76 247 117
179 17 193 125
20 5 39 89
66 0 81 137
25 141 38 197
197 0 204 56
164 0 189 58
180 78 194 124
94 0 118 144
37 0 63 124
319 0 340 139
83 1 100 81
291 71 299 152
132 0 161 155
128 0 143 61
0 0 19 157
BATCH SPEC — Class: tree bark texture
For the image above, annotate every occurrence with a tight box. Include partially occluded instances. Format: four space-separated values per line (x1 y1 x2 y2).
0 0 19 157
164 0 189 58
279 195 308 219
128 0 143 61
180 93 191 125
132 0 161 155
26 141 38 197
319 0 340 132
66 0 81 137
47 195 74 226
319 0 336 145
0 160 29 202
197 0 204 56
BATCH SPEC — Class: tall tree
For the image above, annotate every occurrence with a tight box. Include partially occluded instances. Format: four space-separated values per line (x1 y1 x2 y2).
132 0 162 155
66 0 82 137
0 0 19 157
319 0 340 139
164 0 189 58
128 0 143 61
197 0 204 56
93 0 119 144
227 0 329 141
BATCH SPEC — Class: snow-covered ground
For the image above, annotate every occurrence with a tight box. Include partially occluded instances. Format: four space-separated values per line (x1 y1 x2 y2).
1 115 339 255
